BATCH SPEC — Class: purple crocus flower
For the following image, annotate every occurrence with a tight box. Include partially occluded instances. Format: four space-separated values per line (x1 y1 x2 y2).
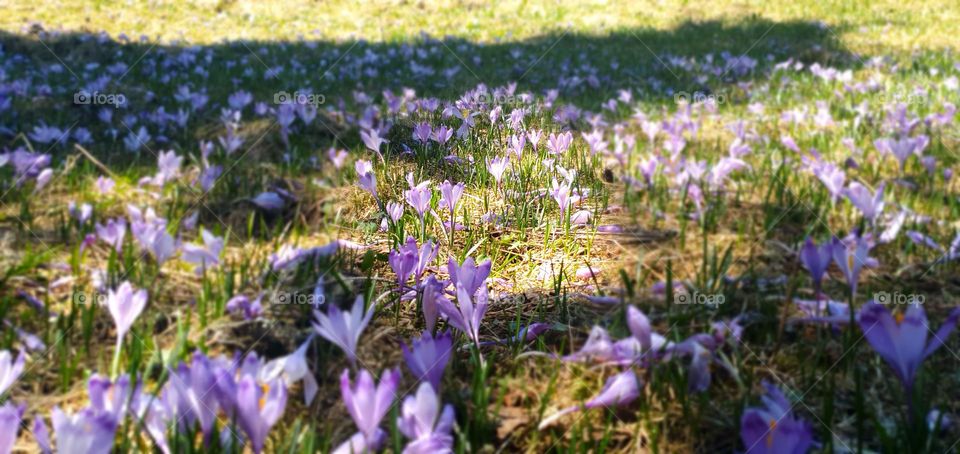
33 414 51 454
390 239 419 290
875 136 928 170
413 122 432 144
386 201 404 223
844 182 885 223
397 382 456 453
260 335 319 405
167 352 219 437
487 155 510 187
51 406 118 454
546 131 573 155
327 148 348 170
181 228 224 274
95 218 127 252
421 276 447 333
539 370 640 428
831 235 872 296
438 282 489 349
340 368 401 448
0 350 25 397
740 382 814 454
360 129 388 159
153 149 182 186
107 282 148 348
447 256 492 298
432 125 453 146
355 160 378 200
858 302 960 392
813 163 845 202
250 191 286 212
95 176 115 195
226 294 263 320
312 296 374 365
438 180 465 216
236 376 287 454
799 237 832 294
402 331 452 391
0 402 23 453
551 178 572 219
88 374 138 421
404 175 433 221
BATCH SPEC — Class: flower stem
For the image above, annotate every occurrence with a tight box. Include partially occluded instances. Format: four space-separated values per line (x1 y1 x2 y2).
111 337 123 378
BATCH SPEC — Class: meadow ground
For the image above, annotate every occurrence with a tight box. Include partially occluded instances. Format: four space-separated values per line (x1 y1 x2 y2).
1 0 960 453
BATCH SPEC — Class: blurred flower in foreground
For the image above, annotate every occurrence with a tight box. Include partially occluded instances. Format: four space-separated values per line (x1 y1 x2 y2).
336 368 400 452
740 382 815 454
539 370 640 429
858 301 960 392
106 282 148 349
402 331 452 391
0 350 25 397
313 296 374 366
398 382 456 453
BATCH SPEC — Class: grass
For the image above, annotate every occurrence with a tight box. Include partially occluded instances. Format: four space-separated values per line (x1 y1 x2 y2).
1 0 960 453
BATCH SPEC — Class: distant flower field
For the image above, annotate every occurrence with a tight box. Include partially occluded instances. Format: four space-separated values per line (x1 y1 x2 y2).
0 1 959 452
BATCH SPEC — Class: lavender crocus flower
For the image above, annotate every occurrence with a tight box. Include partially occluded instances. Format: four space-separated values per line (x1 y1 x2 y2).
95 218 127 252
360 129 388 159
0 403 22 454
404 175 433 221
33 414 51 454
312 296 374 365
437 275 489 350
799 237 832 294
250 191 286 212
106 282 148 348
51 406 118 454
432 125 453 146
327 148 348 170
181 228 224 274
340 368 401 448
421 276 447 333
844 182 885 223
438 180 465 216
538 370 640 428
397 382 456 453
236 376 287 454
487 155 509 187
413 122 432 144
551 178 572 219
858 302 960 392
355 160 378 200
740 382 814 454
226 294 263 320
831 235 872 296
386 201 404 223
260 335 318 405
402 331 452 391
390 239 419 290
95 176 115 195
813 163 845 202
0 350 25 397
447 256 492 298
546 131 573 155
